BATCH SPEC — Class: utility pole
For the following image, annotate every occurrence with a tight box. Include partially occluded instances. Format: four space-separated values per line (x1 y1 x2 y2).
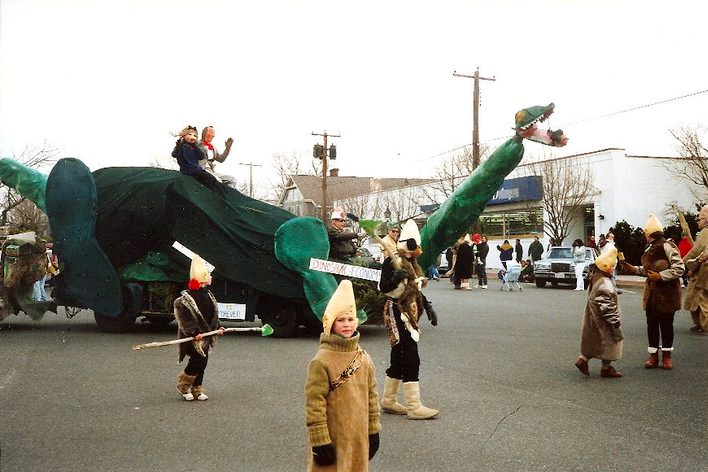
312 130 340 222
453 67 496 170
239 162 262 197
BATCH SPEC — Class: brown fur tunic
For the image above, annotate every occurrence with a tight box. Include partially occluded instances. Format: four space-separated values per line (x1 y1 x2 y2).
639 237 683 312
173 289 220 362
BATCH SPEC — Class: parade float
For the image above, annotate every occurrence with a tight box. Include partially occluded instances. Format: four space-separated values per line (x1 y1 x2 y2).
0 104 566 336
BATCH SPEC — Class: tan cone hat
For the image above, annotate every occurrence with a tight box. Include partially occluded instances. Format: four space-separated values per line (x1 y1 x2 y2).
644 214 663 238
595 246 618 273
397 219 421 252
322 279 357 335
190 255 211 284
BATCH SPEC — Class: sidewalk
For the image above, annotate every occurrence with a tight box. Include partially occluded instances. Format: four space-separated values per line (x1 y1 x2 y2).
477 271 646 288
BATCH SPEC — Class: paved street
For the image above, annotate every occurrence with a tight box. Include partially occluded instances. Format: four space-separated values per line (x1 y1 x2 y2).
1 280 706 472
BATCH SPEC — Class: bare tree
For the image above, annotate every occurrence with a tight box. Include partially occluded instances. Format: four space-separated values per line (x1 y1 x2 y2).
6 199 50 238
525 157 596 245
1 143 60 229
267 151 319 202
664 126 708 203
419 145 489 205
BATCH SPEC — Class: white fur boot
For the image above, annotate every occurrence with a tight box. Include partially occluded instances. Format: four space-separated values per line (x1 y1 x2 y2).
381 377 407 415
402 382 439 420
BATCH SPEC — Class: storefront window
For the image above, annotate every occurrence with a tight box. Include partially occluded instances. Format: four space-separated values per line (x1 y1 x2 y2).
479 208 543 237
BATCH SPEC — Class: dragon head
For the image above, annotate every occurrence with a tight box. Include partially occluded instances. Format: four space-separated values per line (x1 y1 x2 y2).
514 103 568 147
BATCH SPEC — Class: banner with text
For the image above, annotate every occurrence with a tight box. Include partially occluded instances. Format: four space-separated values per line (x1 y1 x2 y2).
309 258 382 282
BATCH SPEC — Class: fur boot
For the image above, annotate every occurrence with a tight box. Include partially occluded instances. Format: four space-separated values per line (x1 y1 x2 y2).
661 349 673 370
644 348 659 369
176 372 198 401
381 377 407 415
191 385 208 401
402 382 439 420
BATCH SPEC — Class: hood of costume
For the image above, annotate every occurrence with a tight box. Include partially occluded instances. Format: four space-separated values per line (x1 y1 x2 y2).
321 279 358 336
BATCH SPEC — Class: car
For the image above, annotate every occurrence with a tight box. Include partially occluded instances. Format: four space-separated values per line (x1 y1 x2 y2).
533 246 598 288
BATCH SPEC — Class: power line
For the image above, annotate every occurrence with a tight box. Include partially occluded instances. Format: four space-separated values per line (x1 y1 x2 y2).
414 88 708 165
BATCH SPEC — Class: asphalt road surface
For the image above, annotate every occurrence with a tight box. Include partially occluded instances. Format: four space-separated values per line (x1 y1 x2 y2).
1 280 706 471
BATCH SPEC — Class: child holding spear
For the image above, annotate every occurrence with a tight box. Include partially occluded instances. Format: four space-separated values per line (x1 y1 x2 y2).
174 255 223 401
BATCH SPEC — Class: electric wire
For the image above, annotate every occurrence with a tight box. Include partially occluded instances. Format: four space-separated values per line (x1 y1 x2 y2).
414 88 708 165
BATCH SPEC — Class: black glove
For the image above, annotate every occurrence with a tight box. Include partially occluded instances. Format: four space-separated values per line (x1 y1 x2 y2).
369 433 380 460
611 323 624 342
391 268 409 284
312 444 336 466
422 295 438 326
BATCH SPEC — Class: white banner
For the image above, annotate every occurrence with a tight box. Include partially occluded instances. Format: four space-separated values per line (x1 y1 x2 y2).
309 258 381 282
218 303 246 320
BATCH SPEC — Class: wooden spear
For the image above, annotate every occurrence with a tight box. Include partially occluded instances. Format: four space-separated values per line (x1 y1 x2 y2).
131 324 274 351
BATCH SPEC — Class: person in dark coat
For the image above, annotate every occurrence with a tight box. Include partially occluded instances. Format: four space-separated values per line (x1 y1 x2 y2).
528 236 544 262
171 125 225 197
453 235 474 290
473 234 489 288
497 239 513 269
514 239 523 263
327 209 365 261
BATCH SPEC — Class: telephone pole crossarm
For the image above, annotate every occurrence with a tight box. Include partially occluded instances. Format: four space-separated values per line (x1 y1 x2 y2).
238 162 262 197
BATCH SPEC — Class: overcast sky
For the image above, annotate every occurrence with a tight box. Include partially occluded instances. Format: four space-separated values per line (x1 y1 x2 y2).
1 0 706 195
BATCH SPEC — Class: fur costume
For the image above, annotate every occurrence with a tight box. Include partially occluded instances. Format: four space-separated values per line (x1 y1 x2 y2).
639 237 683 313
581 272 623 361
174 289 220 362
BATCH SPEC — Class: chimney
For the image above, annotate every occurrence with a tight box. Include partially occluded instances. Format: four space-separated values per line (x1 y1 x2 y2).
329 168 339 177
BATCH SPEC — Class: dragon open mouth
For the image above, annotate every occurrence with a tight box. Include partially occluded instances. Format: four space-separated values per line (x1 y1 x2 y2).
514 103 568 147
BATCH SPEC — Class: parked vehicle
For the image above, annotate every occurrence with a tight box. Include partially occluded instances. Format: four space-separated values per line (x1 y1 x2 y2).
533 246 597 288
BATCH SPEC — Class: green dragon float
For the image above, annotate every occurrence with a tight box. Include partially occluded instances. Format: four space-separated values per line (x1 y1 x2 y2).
0 104 566 335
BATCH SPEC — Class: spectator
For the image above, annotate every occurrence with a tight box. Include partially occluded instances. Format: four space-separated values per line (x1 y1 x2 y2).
528 236 544 263
474 234 489 289
514 239 523 263
454 235 474 290
497 239 513 269
586 234 597 249
572 239 587 291
519 259 534 283
677 231 693 288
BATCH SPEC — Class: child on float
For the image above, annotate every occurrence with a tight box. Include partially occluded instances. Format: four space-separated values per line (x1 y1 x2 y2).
174 255 223 401
304 280 381 471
